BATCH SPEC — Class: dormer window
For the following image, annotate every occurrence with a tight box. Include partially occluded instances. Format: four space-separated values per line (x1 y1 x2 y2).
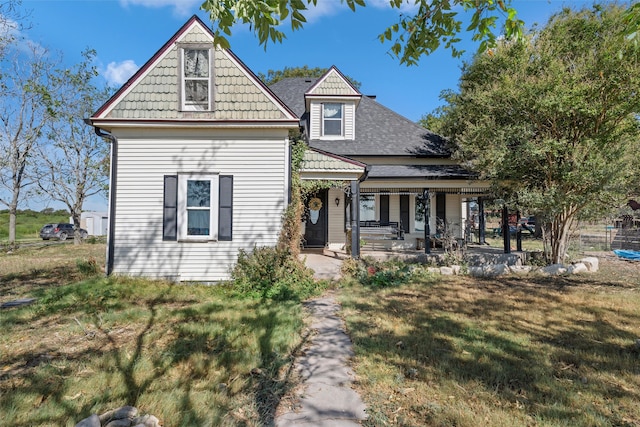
322 103 343 136
181 47 211 111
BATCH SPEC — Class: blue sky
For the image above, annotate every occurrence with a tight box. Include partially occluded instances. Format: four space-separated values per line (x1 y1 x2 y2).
8 0 601 211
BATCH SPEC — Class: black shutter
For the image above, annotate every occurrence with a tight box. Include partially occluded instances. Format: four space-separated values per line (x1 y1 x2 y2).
163 175 178 241
380 194 389 225
219 175 233 241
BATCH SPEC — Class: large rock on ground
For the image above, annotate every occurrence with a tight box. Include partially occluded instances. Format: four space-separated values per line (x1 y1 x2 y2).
540 264 567 276
469 264 510 277
580 257 599 272
75 414 100 427
99 406 138 424
568 263 589 274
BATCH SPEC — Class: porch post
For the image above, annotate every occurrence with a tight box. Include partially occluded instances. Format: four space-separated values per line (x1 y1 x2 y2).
350 180 360 259
478 197 486 245
516 209 523 251
424 189 431 254
502 204 511 254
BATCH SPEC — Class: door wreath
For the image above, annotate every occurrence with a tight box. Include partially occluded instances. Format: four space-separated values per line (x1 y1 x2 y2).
308 197 322 224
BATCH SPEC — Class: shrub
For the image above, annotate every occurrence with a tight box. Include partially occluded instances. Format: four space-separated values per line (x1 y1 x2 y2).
229 246 322 301
76 256 99 276
343 257 416 288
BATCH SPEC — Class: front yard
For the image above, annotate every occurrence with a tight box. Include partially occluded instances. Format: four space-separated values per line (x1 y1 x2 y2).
339 255 640 426
2 243 639 426
0 244 306 426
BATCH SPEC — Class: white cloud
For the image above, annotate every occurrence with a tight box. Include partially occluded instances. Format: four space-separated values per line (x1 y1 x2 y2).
302 1 348 23
0 15 46 55
0 15 19 40
368 0 419 13
118 0 201 17
103 60 139 86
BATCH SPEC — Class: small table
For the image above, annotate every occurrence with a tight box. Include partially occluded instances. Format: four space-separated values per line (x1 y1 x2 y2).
416 237 425 250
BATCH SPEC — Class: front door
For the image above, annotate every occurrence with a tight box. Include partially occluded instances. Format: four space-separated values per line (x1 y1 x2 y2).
304 190 327 247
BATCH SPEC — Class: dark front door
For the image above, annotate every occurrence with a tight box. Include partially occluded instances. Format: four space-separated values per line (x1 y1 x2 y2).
304 190 327 247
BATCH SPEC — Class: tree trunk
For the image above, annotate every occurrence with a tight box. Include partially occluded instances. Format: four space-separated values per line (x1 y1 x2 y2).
544 206 577 265
7 183 21 246
8 206 16 246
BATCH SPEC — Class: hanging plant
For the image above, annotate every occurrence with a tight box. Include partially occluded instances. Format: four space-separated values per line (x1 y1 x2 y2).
308 197 323 211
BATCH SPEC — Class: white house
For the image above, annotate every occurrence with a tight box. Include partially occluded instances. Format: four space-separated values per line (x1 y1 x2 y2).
87 15 488 282
88 16 299 282
270 68 489 254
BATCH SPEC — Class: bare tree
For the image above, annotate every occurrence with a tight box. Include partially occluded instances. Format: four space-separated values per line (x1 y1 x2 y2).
0 0 29 57
0 43 59 245
36 49 110 244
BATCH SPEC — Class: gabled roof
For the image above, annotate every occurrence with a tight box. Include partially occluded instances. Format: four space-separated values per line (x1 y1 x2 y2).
91 15 297 127
269 76 450 157
306 66 361 97
299 148 366 181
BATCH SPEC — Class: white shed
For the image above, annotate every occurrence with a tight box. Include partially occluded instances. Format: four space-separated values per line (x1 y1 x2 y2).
70 212 109 236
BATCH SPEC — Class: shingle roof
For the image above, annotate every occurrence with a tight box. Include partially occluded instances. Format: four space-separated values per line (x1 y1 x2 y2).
269 77 451 157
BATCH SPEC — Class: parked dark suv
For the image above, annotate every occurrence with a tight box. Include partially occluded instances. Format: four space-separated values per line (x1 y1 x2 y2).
39 223 88 241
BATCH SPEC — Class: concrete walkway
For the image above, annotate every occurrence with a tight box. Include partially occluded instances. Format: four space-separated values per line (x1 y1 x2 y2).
299 252 344 281
276 254 367 426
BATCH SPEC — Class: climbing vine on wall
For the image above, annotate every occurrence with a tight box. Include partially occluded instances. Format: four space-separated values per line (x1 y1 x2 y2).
278 132 306 255
278 132 351 255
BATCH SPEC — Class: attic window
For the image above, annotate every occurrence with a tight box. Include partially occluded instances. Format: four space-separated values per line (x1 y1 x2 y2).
181 47 211 111
322 103 343 136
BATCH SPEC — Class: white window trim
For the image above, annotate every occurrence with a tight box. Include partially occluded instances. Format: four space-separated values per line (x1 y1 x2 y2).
322 102 344 138
177 173 219 241
180 45 213 111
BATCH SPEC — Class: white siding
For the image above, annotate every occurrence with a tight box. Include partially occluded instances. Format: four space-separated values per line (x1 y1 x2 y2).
388 194 400 224
111 129 288 282
446 194 464 238
327 188 346 247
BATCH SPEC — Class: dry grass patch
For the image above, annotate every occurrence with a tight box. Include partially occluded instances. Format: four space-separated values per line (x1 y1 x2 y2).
1 244 308 426
0 242 106 305
340 255 640 426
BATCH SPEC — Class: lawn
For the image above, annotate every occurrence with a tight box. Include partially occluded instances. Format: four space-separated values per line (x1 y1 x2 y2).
0 243 307 426
4 241 639 427
339 255 640 426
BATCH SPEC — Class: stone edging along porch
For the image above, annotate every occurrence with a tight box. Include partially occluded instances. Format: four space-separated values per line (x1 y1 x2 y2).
319 246 600 278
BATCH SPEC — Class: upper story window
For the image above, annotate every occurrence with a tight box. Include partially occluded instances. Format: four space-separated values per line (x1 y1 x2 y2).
182 47 211 111
322 103 343 136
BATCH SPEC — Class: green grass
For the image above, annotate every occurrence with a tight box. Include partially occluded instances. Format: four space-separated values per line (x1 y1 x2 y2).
339 257 640 426
1 244 308 426
0 209 70 242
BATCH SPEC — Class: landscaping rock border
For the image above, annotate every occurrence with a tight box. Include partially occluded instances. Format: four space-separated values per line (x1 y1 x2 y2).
75 406 161 427
427 256 599 278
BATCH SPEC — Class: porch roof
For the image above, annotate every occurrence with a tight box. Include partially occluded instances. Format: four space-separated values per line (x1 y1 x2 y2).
366 164 477 179
299 148 366 180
